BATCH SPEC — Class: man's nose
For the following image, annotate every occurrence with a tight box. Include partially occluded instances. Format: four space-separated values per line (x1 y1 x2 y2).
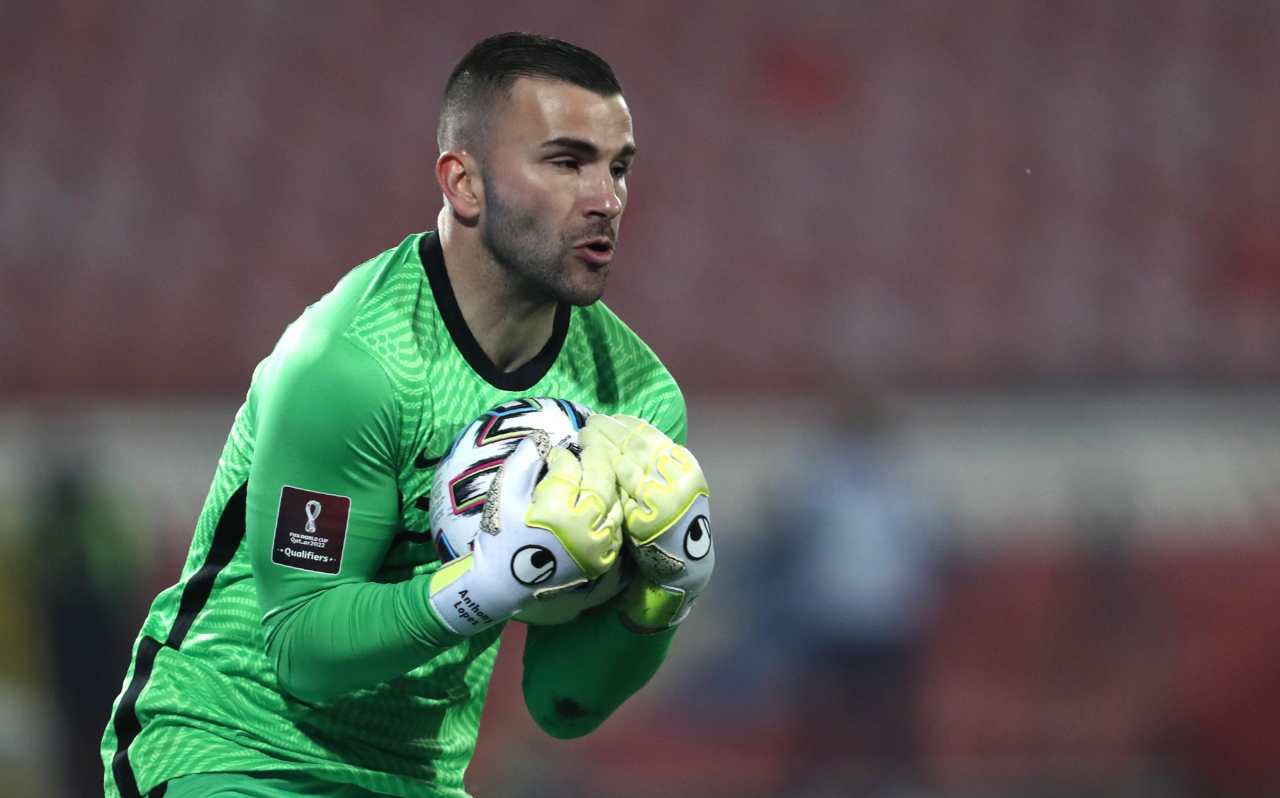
585 173 623 219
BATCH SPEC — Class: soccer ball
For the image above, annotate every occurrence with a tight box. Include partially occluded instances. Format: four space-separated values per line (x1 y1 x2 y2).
429 396 631 625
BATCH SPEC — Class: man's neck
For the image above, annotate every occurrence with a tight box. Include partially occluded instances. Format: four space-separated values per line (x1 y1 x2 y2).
437 211 559 373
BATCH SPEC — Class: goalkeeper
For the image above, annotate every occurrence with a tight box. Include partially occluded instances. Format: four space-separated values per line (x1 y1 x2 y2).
101 32 714 798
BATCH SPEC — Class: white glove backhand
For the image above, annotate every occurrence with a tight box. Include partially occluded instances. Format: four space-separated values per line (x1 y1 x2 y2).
582 414 714 631
428 431 623 636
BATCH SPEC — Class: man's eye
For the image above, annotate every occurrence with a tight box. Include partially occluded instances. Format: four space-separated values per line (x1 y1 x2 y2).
611 164 630 179
551 158 579 171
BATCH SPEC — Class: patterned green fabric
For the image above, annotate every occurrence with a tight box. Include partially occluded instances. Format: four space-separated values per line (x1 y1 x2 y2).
166 770 380 797
102 232 686 798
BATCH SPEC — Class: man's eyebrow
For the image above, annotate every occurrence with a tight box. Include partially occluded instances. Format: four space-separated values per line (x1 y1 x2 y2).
540 136 637 160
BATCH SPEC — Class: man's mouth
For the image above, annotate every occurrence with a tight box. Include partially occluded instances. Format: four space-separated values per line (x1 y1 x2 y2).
573 237 615 266
578 236 614 254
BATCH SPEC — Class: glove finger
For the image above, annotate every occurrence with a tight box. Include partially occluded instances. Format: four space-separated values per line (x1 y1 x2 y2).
603 500 624 552
611 450 648 499
578 421 621 459
583 413 630 449
533 445 582 508
669 445 709 490
577 440 619 513
610 414 671 466
621 492 649 535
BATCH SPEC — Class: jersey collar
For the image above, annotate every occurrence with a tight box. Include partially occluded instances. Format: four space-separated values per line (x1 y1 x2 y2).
420 231 570 392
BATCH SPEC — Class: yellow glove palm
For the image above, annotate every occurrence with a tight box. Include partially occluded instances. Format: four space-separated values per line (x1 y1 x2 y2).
524 443 624 581
582 415 714 631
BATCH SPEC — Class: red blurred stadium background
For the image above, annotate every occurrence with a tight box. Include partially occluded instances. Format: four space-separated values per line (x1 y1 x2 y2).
2 2 1279 797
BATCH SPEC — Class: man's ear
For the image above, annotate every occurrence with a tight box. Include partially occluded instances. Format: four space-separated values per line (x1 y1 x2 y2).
436 150 483 223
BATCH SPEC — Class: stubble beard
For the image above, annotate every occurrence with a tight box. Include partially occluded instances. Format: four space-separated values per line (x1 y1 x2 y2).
480 176 608 307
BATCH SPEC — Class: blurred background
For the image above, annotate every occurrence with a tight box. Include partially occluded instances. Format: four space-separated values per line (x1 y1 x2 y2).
3 1 1280 796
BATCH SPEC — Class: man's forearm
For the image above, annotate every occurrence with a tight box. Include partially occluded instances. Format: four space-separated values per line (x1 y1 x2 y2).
264 576 464 703
521 600 677 739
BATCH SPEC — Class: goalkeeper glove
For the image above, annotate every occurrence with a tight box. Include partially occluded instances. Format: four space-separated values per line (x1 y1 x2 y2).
582 414 714 632
428 431 623 636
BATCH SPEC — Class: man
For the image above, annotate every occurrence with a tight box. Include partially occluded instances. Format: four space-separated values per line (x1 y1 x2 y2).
102 32 714 798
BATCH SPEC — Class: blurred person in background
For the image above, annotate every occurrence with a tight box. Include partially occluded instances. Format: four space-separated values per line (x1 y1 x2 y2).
759 391 943 797
23 459 141 798
0 521 45 795
101 31 715 798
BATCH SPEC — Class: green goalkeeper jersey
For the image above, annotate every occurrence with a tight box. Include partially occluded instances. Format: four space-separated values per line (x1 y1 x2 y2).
102 232 687 797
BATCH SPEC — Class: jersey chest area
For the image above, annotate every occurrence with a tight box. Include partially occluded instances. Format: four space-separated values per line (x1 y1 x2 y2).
386 434 449 573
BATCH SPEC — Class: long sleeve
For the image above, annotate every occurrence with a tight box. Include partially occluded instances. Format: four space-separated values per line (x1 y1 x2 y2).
244 325 461 703
521 599 677 738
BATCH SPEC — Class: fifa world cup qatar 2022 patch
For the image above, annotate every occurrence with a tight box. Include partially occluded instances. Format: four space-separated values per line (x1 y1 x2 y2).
271 486 350 574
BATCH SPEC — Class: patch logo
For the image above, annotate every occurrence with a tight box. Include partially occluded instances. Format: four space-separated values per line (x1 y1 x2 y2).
684 515 712 560
510 544 557 585
271 486 350 574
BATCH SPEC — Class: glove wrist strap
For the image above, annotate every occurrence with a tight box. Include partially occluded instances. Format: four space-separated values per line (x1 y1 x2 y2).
618 578 686 634
427 555 518 636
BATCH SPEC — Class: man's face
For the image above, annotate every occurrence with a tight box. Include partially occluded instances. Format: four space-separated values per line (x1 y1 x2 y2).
477 77 635 307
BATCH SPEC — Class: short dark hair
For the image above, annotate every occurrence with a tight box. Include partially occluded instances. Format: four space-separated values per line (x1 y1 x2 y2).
437 32 623 153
